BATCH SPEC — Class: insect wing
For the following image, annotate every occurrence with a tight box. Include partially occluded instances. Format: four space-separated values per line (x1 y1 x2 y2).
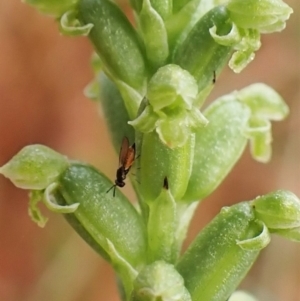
123 143 136 172
119 137 130 167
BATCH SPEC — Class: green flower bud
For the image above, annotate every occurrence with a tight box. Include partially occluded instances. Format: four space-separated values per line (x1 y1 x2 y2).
252 190 300 229
57 163 147 269
130 65 207 148
173 5 233 91
78 0 147 93
147 64 198 111
0 145 69 190
227 0 293 33
139 0 169 69
23 0 77 17
138 131 194 202
182 96 251 202
132 261 191 301
176 202 265 301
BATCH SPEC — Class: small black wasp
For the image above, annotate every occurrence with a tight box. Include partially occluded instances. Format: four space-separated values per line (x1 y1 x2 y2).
107 137 136 197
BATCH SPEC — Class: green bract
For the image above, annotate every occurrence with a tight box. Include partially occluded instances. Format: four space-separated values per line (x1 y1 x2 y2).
139 0 169 69
173 5 233 91
0 145 69 190
98 73 135 153
138 131 194 202
177 202 266 301
183 95 251 202
78 0 147 94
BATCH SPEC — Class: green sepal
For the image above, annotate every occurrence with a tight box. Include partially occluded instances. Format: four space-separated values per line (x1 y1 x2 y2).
28 190 49 227
78 0 147 92
237 83 289 120
139 0 169 69
99 73 135 153
182 96 251 202
229 28 261 73
173 5 233 91
129 104 159 133
252 190 300 230
245 118 272 163
59 9 93 36
27 183 79 227
227 0 293 33
23 0 78 17
147 64 198 111
209 24 261 73
138 131 194 202
237 221 270 251
238 83 289 162
147 178 177 263
0 145 69 190
176 202 261 301
132 261 192 301
115 79 143 120
43 182 79 212
57 162 147 269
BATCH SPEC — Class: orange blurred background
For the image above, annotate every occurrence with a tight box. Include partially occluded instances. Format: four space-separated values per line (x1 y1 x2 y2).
0 0 299 300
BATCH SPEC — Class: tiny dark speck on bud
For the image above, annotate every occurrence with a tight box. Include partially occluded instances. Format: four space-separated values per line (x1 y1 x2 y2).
163 176 169 190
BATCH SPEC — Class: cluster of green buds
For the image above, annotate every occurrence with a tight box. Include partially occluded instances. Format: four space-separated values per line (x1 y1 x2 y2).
1 0 297 300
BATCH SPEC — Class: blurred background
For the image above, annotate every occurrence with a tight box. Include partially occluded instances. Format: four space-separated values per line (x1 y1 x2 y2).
0 0 299 300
